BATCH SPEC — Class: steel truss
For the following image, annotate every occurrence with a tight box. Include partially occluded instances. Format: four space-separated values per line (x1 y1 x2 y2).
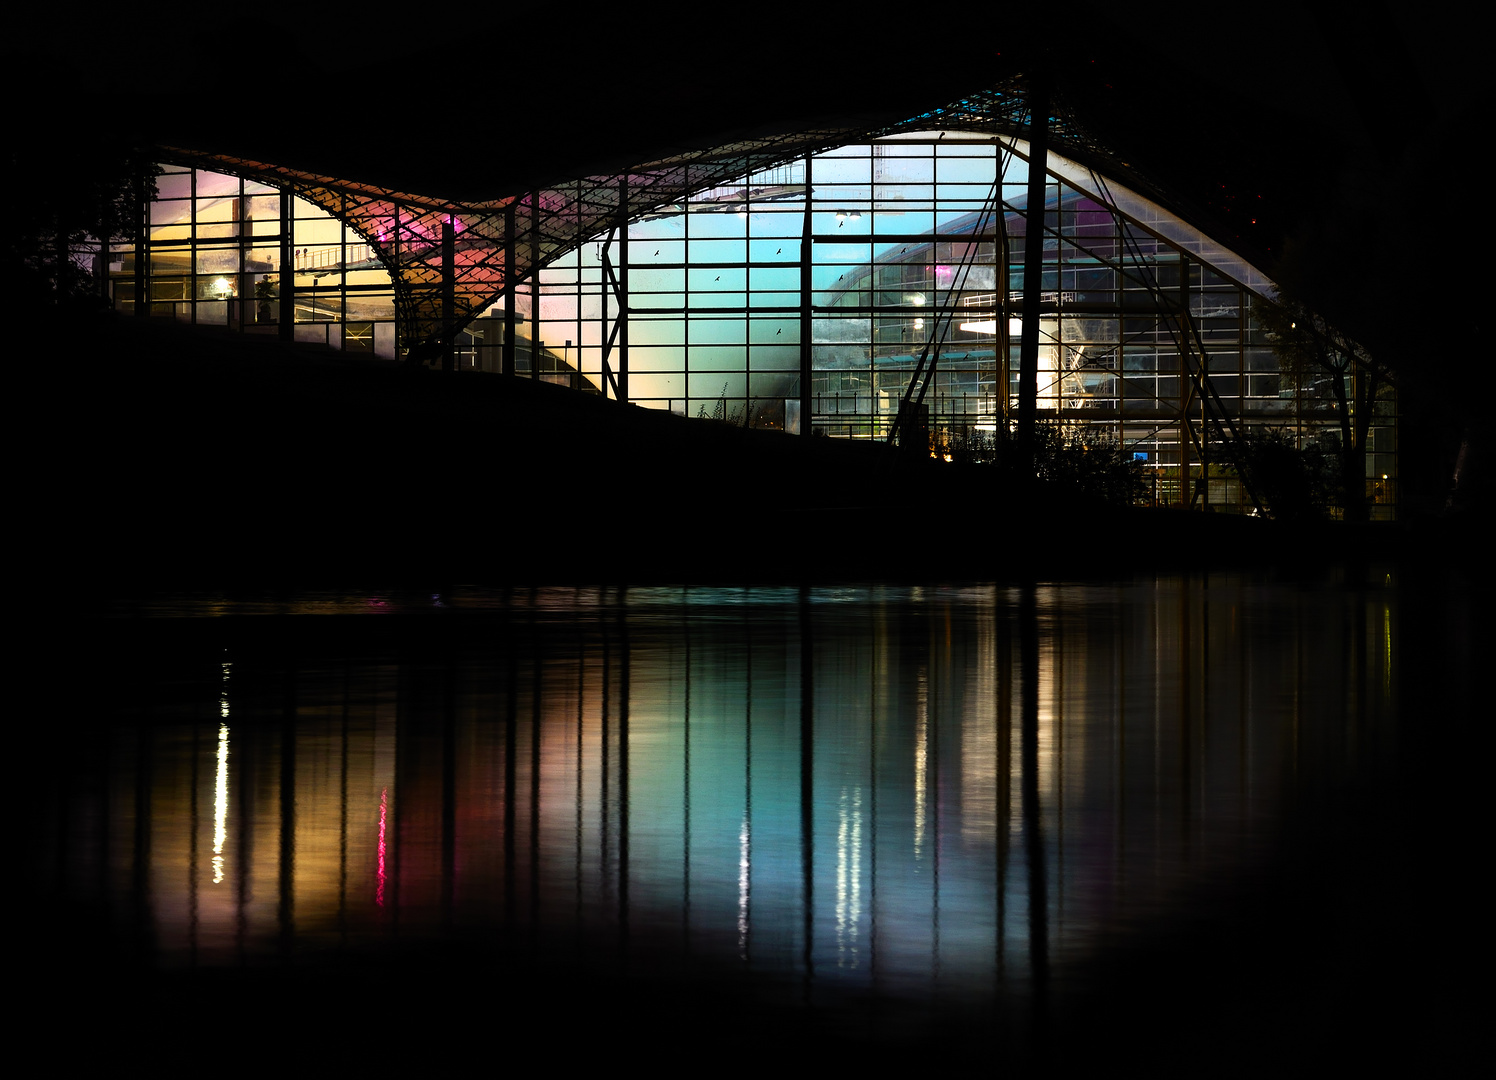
155 76 1180 370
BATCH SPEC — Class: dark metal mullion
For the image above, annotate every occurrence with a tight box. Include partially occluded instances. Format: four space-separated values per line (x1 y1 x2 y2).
619 177 629 402
530 192 541 377
799 152 813 434
503 205 516 376
1179 285 1265 512
279 179 293 341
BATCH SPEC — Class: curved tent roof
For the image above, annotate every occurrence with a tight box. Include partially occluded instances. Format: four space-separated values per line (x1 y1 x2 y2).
155 78 1253 355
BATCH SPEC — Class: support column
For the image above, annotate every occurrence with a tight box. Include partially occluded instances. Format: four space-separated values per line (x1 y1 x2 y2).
1016 75 1050 477
618 177 628 403
441 217 455 373
530 191 541 378
503 204 517 377
133 172 147 319
997 146 1012 434
1180 256 1205 509
599 179 630 403
279 187 293 342
798 153 813 436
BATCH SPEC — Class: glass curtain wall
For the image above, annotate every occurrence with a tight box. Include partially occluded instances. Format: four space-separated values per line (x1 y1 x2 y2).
522 133 1394 515
113 164 398 359
115 147 1395 517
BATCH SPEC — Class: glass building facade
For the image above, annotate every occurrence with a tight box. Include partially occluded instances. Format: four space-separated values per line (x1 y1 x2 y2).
103 127 1395 516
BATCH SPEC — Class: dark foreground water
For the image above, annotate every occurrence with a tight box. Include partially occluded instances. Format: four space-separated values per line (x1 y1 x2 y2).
32 574 1478 1070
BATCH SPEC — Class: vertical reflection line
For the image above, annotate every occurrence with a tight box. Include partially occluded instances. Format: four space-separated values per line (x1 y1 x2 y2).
836 783 863 970
132 723 154 956
213 722 229 886
600 628 611 907
1055 608 1064 948
339 662 349 942
216 657 231 887
531 631 543 939
278 666 296 958
914 667 928 863
996 586 1011 988
1020 583 1048 1038
836 789 847 964
869 602 879 985
1239 595 1249 845
1383 602 1392 695
99 727 112 936
390 672 401 933
618 597 631 963
441 655 456 933
931 614 942 980
235 718 250 962
1116 600 1127 918
682 602 692 954
799 584 815 996
1200 573 1211 855
1178 575 1192 859
575 626 585 938
1293 586 1302 780
1347 584 1363 758
189 715 199 966
1152 582 1163 883
376 788 388 908
505 642 519 927
739 606 752 963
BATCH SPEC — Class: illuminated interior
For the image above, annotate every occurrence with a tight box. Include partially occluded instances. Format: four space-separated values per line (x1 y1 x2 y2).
103 101 1396 515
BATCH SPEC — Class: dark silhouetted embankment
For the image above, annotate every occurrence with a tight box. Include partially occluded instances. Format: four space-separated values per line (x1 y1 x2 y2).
43 315 1473 592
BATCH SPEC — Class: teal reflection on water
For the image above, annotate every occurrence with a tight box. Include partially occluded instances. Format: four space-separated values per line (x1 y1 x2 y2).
56 579 1400 1014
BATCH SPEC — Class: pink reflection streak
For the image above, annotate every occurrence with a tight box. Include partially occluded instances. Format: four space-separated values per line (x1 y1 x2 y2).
377 787 388 907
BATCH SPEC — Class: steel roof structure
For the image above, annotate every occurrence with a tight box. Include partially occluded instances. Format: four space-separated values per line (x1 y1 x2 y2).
157 77 1189 361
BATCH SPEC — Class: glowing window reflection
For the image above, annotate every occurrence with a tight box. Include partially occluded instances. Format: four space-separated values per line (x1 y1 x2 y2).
835 786 863 968
737 814 750 958
377 787 388 907
212 722 229 884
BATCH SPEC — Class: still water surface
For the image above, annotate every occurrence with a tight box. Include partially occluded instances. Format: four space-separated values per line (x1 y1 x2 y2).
46 575 1446 1062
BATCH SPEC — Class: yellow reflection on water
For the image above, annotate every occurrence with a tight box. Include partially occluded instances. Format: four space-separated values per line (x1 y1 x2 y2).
1384 604 1393 693
212 722 228 884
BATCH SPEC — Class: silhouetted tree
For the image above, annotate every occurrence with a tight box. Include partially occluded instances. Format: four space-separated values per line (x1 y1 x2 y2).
1257 294 1387 522
1237 426 1338 521
1031 420 1147 507
3 142 158 316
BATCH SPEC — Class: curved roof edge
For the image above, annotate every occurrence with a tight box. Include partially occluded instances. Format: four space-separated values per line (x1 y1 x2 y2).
151 77 1275 351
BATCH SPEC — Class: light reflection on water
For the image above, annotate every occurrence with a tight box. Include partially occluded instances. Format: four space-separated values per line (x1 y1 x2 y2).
54 577 1408 1041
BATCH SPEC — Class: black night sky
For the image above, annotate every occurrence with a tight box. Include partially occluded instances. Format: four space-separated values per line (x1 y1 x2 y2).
9 6 1485 1073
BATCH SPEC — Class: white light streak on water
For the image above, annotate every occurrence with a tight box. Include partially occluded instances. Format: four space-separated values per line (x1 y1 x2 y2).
836 786 863 968
738 814 750 958
914 667 928 862
212 722 228 884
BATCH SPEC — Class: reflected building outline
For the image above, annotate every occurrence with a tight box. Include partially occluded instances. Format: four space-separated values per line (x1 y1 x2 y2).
60 582 1399 1005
